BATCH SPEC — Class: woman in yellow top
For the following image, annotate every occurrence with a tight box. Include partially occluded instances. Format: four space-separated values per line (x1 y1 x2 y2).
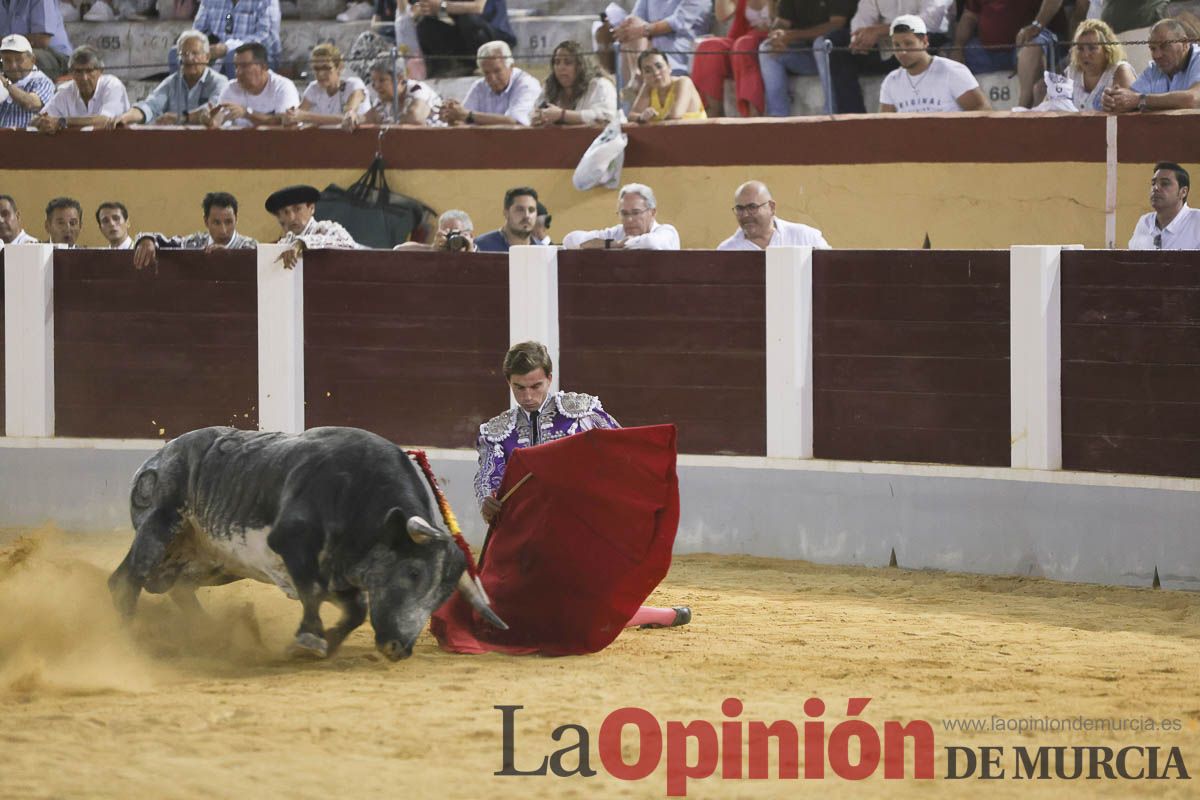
630 48 707 123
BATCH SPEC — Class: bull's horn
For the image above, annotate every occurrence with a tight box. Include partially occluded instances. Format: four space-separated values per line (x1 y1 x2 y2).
457 572 509 630
407 515 449 544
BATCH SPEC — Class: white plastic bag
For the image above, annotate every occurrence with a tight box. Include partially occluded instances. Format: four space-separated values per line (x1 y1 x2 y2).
573 118 627 191
1012 71 1079 113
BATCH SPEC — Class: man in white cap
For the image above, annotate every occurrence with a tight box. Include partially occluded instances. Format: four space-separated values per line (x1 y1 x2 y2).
265 184 358 269
718 181 830 250
879 14 989 113
33 44 130 133
0 33 54 128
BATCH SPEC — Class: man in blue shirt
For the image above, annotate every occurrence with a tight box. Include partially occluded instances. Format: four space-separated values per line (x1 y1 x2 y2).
1102 18 1200 112
410 0 515 78
192 0 279 78
612 0 712 75
118 30 229 126
474 186 538 253
439 39 539 126
0 0 71 78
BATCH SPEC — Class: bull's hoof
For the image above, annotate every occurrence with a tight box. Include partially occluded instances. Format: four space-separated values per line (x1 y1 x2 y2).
286 632 329 659
377 640 413 661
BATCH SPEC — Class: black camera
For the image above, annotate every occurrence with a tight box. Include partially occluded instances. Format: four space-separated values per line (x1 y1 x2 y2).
445 230 470 251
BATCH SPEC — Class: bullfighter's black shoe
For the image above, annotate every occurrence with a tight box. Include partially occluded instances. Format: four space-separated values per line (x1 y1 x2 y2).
640 606 692 629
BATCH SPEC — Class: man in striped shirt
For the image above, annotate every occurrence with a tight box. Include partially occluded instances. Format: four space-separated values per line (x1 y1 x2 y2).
193 0 279 77
0 34 54 128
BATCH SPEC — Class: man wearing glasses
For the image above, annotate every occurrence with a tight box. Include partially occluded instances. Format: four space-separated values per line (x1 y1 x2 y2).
32 45 129 132
718 180 830 250
210 42 297 128
117 30 228 126
561 182 680 250
1129 162 1200 251
193 0 279 78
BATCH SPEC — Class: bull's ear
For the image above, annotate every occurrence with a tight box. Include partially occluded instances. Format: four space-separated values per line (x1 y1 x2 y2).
386 508 450 545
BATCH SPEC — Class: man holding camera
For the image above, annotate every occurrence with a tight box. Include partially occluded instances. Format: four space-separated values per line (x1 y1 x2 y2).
394 208 478 252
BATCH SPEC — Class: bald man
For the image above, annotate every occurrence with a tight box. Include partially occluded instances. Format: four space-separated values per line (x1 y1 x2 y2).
717 181 830 251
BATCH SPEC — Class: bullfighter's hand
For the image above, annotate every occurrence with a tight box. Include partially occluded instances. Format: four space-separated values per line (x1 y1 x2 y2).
133 238 158 271
481 494 502 522
276 241 305 270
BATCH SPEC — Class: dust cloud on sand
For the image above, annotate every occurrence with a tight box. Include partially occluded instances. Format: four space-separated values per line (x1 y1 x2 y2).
0 528 278 697
2 529 1199 799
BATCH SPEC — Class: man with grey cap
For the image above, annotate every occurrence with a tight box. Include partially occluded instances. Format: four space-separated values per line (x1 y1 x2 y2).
0 0 72 79
266 184 358 269
116 30 228 127
718 181 830 250
33 45 130 133
0 34 54 128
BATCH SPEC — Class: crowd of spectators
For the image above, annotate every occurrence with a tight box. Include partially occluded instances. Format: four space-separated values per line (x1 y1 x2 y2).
2 0 1197 130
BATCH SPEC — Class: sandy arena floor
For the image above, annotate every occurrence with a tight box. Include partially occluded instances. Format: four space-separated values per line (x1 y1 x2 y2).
1 527 1197 799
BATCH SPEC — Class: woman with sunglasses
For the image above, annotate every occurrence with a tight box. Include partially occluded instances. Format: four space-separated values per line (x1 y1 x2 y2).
287 43 371 128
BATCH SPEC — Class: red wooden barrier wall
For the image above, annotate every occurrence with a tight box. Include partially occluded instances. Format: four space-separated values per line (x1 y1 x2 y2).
302 250 509 448
812 250 1011 466
1061 250 1200 478
558 250 766 456
53 249 258 439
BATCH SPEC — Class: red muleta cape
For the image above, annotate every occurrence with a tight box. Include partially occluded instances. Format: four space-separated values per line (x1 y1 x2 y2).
430 424 680 655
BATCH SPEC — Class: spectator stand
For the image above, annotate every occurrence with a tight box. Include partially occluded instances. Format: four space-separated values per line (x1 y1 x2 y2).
63 3 594 103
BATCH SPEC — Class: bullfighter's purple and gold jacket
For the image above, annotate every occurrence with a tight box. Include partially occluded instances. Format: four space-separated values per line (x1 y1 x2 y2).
474 391 619 507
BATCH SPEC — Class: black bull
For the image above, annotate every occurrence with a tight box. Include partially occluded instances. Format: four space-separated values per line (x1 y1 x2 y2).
108 426 506 661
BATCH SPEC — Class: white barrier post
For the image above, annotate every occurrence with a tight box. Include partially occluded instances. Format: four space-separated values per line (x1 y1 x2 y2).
4 244 55 437
1010 245 1066 470
257 243 304 433
765 246 814 459
508 245 559 396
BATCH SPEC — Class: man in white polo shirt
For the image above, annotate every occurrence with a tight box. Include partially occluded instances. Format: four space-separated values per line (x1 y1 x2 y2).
211 42 298 128
33 44 129 132
879 14 989 113
1128 162 1200 250
718 180 830 250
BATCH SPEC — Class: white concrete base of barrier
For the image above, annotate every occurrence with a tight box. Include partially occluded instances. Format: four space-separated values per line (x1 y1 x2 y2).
2 437 1196 590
